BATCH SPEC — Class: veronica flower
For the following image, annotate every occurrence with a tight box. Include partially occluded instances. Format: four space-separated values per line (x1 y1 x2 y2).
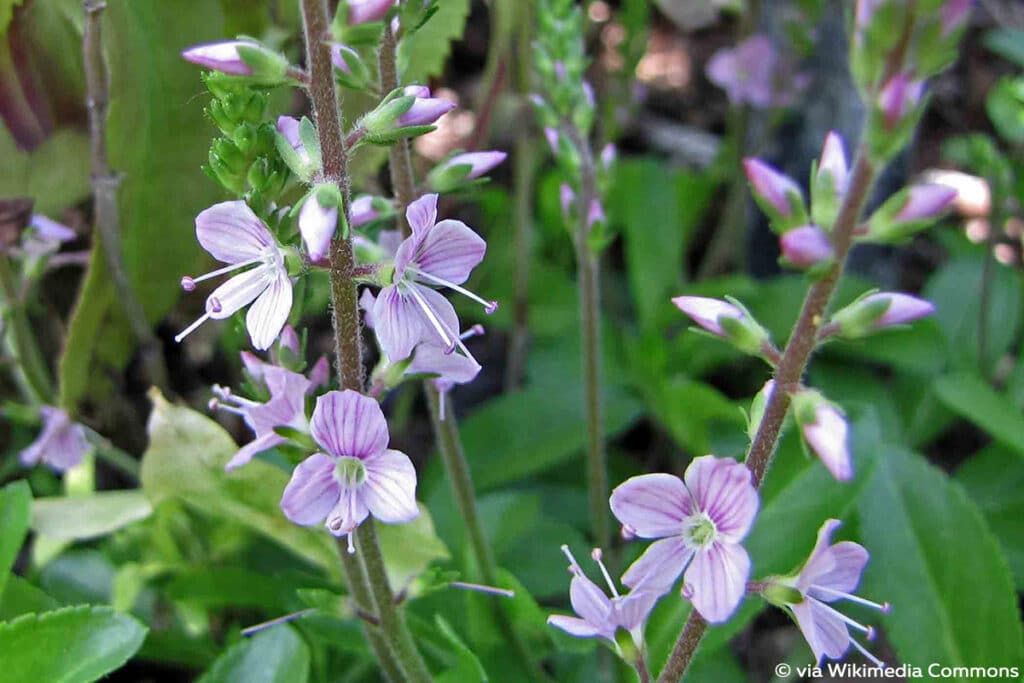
182 41 258 76
547 545 659 652
610 456 759 623
213 365 312 470
371 193 495 362
20 407 91 472
176 201 292 351
706 35 779 107
23 214 76 258
280 390 419 552
350 196 384 228
767 519 889 666
780 225 834 268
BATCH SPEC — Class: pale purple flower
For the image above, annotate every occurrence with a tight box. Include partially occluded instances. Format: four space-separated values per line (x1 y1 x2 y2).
781 225 834 267
280 390 419 552
182 41 256 75
600 143 617 172
441 151 508 180
347 0 394 24
276 116 309 164
780 519 889 666
878 74 925 128
863 292 936 327
941 0 972 35
399 86 455 127
671 296 744 337
23 214 76 258
610 456 759 623
299 193 339 262
744 158 803 217
706 35 779 107
544 127 560 155
800 401 852 481
214 365 311 471
547 546 659 650
20 406 91 472
894 184 957 222
176 201 292 351
350 196 384 228
817 132 849 196
371 193 494 362
330 43 358 74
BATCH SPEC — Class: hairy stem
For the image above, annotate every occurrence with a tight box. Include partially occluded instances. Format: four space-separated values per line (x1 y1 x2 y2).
656 152 878 683
564 124 608 550
83 0 169 394
300 1 428 680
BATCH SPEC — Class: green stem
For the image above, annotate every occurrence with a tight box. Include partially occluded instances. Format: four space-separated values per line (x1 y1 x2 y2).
655 151 878 683
337 541 405 683
0 256 52 403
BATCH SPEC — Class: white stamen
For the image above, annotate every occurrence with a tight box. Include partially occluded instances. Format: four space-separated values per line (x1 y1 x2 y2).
405 284 457 352
807 597 874 637
346 532 355 554
849 637 886 668
184 255 266 286
449 581 515 598
591 548 620 598
812 586 890 612
174 312 212 343
461 324 485 340
560 544 584 576
438 390 448 421
412 269 499 314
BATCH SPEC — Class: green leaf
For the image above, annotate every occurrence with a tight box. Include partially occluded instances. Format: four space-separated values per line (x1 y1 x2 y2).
165 566 297 611
31 490 152 541
0 575 60 621
377 506 450 589
933 373 1024 457
0 480 31 596
140 390 338 575
955 446 1024 590
0 128 91 216
0 605 146 683
399 0 469 83
859 448 1024 675
987 76 1024 144
196 626 310 683
985 27 1024 67
58 0 225 410
434 614 489 683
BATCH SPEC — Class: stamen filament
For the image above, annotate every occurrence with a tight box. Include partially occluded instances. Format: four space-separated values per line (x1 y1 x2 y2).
174 312 212 343
591 548 620 598
185 255 266 285
560 544 584 576
808 597 873 636
812 586 890 612
405 284 457 352
449 581 515 598
849 637 886 668
412 269 499 314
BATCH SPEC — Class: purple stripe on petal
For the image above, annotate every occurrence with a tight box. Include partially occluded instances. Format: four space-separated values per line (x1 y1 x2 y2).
246 272 292 351
362 449 419 524
195 201 274 263
792 598 852 664
610 473 690 538
280 453 340 526
412 219 486 285
684 541 750 624
207 268 271 320
621 536 690 593
371 285 425 362
310 390 390 460
569 574 614 628
684 456 758 541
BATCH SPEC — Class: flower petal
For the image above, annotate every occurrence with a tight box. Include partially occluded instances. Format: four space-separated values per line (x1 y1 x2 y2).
406 193 438 235
310 390 389 459
325 485 369 537
610 473 690 538
362 449 419 524
411 219 486 285
196 201 274 263
684 455 758 542
246 271 292 351
406 343 481 385
799 519 869 598
371 285 424 362
684 541 750 624
226 432 286 471
547 615 606 640
207 268 271 320
613 590 660 632
569 574 613 629
280 453 340 526
791 598 851 664
621 536 690 593
246 366 310 434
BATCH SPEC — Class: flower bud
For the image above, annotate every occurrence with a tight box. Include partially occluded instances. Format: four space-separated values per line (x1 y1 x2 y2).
330 43 370 89
744 158 807 231
792 390 851 481
299 185 345 262
350 195 390 228
600 143 617 172
346 0 394 25
941 0 971 36
361 86 454 143
672 296 772 356
878 73 924 129
275 115 320 181
559 183 575 223
780 225 834 269
895 184 958 222
182 41 290 85
811 131 849 228
427 151 507 192
861 183 956 243
399 87 455 126
830 291 935 338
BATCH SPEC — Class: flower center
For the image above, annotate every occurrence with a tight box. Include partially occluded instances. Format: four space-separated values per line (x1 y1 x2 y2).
684 512 718 548
333 456 366 488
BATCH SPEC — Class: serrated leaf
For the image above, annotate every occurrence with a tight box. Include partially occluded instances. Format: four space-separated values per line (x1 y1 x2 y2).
196 626 310 683
0 480 31 597
859 448 1024 676
0 575 60 621
0 605 146 683
933 373 1024 457
0 128 91 216
31 490 152 541
140 390 338 575
399 0 469 83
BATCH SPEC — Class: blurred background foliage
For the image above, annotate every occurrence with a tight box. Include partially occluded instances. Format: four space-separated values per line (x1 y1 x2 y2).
1 0 1023 681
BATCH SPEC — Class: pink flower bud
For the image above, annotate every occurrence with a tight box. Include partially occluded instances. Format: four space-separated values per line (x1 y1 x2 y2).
744 158 802 217
671 296 743 337
587 200 605 231
878 73 924 128
347 0 394 25
350 196 381 228
863 292 935 327
544 127 560 155
895 184 957 222
299 193 339 262
559 183 575 221
398 88 455 126
182 41 256 76
278 325 301 356
780 225 834 267
329 43 358 74
817 131 849 195
443 151 508 180
802 402 851 481
276 116 302 151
